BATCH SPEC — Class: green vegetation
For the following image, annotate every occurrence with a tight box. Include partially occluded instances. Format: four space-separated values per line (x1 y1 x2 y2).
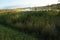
0 11 60 40
0 3 60 40
0 25 37 40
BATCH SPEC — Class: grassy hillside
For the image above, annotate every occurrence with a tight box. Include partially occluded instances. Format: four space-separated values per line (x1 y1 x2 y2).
29 3 60 11
0 11 60 40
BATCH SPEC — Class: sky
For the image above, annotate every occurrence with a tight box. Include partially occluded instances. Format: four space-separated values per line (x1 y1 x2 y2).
0 0 58 9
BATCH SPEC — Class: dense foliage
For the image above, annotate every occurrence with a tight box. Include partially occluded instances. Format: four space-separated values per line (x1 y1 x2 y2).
0 11 60 40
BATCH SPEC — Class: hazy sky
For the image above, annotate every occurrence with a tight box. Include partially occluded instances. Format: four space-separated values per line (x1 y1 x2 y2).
0 0 58 8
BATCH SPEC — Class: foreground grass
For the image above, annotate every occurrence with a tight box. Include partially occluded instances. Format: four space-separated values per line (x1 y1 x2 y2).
0 11 60 40
0 24 38 40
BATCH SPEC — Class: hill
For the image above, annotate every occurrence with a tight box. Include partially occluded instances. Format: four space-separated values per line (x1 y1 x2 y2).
29 3 60 11
0 3 60 12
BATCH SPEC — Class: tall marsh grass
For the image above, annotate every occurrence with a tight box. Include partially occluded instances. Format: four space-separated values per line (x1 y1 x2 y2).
0 11 60 40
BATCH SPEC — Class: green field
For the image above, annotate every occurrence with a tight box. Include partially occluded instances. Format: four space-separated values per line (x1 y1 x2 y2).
0 11 60 40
